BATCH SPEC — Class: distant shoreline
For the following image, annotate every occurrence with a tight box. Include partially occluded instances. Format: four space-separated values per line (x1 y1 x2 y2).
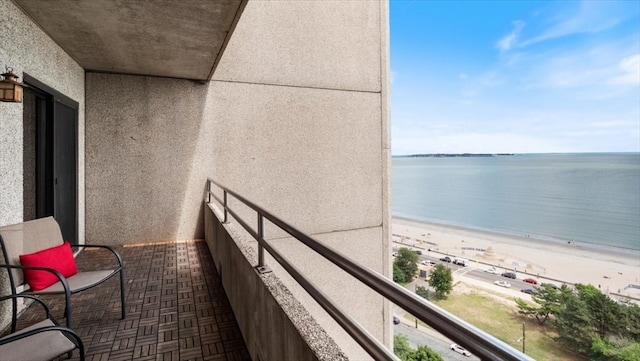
392 151 640 157
393 153 514 158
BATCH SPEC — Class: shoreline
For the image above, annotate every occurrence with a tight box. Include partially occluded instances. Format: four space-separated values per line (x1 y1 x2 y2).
393 215 640 258
391 216 640 299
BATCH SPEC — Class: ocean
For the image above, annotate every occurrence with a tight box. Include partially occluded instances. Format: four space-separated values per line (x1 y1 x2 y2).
391 153 640 251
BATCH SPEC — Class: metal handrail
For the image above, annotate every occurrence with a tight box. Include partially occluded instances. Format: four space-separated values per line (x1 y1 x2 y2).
205 178 534 361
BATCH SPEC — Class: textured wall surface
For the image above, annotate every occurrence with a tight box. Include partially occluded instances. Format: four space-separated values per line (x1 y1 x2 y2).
210 0 391 358
0 0 84 329
85 0 390 357
85 74 212 244
205 205 347 361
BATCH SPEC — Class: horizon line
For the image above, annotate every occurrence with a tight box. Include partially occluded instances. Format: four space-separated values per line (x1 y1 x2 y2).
392 151 640 157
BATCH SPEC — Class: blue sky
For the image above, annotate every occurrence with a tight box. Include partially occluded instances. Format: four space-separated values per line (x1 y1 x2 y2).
390 0 640 155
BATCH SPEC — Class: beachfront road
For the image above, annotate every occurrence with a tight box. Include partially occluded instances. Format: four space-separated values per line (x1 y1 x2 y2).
394 322 480 360
419 254 545 292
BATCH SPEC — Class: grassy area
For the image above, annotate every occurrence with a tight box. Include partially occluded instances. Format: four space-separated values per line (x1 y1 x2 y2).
405 288 584 360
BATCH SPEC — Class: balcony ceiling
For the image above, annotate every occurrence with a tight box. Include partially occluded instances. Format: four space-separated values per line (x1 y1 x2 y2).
13 0 245 81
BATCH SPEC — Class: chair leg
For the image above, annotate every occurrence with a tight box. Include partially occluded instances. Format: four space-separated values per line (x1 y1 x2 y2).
11 295 18 333
64 295 72 329
119 269 126 319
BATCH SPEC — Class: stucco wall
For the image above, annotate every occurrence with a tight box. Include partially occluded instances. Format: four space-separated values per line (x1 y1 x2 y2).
0 0 85 328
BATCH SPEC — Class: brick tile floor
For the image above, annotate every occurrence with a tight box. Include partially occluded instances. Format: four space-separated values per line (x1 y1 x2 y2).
6 240 250 361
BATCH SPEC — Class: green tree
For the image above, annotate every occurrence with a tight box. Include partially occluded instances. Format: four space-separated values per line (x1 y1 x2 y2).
428 264 453 299
394 248 419 283
621 304 640 341
555 292 594 353
393 263 407 283
394 334 413 360
516 283 571 324
409 345 444 361
591 336 640 361
575 284 621 339
415 285 429 300
394 334 443 361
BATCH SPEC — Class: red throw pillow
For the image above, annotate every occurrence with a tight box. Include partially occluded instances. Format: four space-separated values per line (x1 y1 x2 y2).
19 242 78 291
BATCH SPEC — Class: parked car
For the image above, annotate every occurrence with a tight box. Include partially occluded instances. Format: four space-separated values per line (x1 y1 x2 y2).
450 343 471 357
494 280 512 288
421 260 434 266
501 272 516 279
393 316 400 325
440 256 451 263
414 250 422 255
453 257 467 266
523 278 538 284
484 267 500 274
392 252 398 257
521 288 537 295
541 282 558 289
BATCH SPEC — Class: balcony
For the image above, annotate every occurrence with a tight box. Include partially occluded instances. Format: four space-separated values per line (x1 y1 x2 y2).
3 240 250 360
3 185 535 361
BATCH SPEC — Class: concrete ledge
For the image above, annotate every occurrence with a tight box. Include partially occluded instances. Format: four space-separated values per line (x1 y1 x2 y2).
203 202 348 361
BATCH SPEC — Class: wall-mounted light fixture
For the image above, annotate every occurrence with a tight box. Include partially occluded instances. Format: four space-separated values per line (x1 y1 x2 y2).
0 67 24 103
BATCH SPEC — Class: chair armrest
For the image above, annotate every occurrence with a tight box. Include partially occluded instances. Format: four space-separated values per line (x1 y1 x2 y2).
0 264 71 296
0 294 52 319
71 244 124 270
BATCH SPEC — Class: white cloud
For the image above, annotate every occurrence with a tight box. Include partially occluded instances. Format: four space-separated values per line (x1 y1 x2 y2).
496 20 525 51
609 54 640 85
519 1 630 47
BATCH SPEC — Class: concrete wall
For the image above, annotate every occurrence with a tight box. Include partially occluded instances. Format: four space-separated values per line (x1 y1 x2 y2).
204 204 347 361
85 73 213 244
85 0 390 357
0 0 85 328
210 1 391 357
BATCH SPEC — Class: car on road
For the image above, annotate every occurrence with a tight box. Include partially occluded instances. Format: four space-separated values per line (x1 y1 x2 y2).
521 288 537 295
440 256 451 263
523 278 538 284
450 343 471 357
421 260 434 266
414 250 422 255
541 282 558 289
501 271 516 279
393 316 400 325
453 257 467 266
484 267 500 274
494 280 512 288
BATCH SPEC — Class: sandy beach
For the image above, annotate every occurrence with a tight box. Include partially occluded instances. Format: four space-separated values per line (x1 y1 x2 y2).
392 217 640 300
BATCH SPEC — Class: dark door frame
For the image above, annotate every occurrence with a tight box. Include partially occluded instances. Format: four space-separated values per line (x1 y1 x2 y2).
23 74 79 244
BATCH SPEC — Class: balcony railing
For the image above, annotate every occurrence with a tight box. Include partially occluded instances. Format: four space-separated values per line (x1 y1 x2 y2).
206 178 535 361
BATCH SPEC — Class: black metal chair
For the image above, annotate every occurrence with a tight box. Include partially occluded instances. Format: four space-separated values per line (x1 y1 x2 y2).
0 294 85 360
0 216 126 331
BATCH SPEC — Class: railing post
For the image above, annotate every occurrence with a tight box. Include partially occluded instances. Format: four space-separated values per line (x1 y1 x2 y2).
223 190 228 224
255 213 271 274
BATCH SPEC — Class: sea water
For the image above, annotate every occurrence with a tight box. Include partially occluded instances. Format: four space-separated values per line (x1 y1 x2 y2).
391 153 640 251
